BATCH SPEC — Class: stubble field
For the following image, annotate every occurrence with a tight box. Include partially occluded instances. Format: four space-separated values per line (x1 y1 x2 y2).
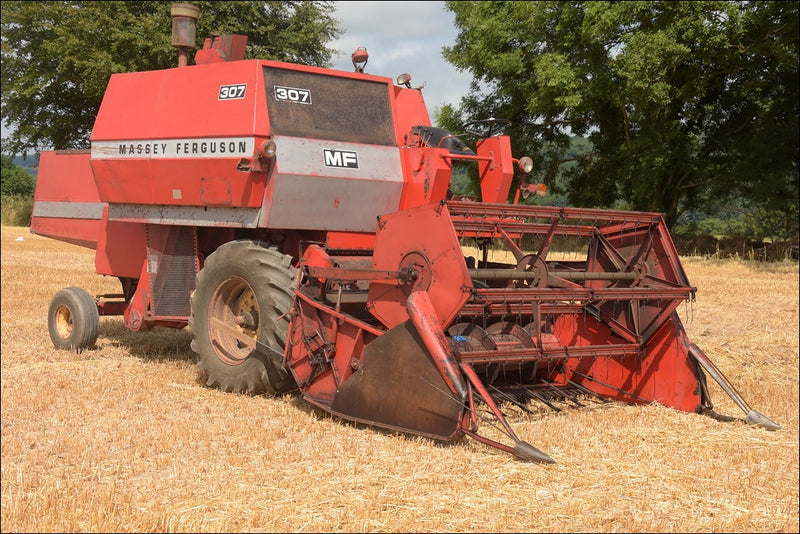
1 224 798 532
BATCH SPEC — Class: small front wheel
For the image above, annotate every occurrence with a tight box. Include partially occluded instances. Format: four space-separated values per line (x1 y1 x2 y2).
47 287 100 350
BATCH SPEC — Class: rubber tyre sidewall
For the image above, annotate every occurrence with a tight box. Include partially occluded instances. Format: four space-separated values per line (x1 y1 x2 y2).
47 286 100 350
190 240 297 396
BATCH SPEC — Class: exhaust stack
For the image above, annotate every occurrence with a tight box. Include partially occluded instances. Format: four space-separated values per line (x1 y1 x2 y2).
171 3 200 68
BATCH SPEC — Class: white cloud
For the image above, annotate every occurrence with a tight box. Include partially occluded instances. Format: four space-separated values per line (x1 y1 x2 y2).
329 1 472 117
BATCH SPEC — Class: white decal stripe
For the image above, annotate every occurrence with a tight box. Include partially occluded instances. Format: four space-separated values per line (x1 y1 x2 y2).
33 201 107 220
91 137 255 159
274 136 402 180
108 204 262 227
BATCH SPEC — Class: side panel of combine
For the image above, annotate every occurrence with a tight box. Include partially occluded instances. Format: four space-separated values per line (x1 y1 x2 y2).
560 313 703 412
89 61 268 209
30 150 105 249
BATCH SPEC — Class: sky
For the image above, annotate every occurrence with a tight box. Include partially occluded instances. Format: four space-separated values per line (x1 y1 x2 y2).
328 1 473 117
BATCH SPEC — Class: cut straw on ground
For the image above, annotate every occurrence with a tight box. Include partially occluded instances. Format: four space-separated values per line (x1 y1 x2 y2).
2 225 798 533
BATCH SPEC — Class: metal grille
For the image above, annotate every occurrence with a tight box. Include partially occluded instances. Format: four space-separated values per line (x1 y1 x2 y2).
147 226 198 318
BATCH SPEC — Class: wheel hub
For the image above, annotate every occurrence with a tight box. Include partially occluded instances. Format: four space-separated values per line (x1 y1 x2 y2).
55 305 73 339
208 276 260 365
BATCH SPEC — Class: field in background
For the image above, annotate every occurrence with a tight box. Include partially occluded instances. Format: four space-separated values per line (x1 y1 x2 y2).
2 225 798 533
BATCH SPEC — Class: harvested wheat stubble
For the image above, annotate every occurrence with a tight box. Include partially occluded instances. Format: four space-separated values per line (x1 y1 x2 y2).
2 225 798 533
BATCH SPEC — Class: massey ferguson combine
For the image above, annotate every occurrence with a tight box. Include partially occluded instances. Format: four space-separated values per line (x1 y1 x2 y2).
31 5 779 463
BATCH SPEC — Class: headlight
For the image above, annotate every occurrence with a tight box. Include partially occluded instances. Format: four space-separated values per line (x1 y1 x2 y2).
260 140 277 159
518 156 534 174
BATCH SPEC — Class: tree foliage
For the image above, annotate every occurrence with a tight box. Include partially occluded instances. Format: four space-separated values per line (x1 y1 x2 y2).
0 154 35 197
441 1 798 236
1 1 341 155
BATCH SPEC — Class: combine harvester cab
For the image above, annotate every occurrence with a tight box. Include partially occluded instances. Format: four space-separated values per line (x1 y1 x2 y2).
31 4 779 463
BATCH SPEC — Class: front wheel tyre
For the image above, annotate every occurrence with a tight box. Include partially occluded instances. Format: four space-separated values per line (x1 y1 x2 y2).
189 240 298 396
47 286 100 351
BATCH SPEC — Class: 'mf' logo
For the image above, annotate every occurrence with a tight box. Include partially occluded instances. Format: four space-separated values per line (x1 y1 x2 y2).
323 149 359 169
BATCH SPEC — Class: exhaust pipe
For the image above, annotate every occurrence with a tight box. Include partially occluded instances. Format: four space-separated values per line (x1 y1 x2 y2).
171 3 200 68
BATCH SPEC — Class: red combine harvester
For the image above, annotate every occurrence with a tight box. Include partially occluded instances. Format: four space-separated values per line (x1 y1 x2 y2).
31 4 779 463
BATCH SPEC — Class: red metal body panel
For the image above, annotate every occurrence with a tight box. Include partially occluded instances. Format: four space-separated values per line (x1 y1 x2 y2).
30 150 104 249
397 146 453 209
325 232 376 251
477 136 515 204
94 213 147 279
560 313 703 412
368 204 472 330
29 217 99 251
390 84 432 156
87 57 434 236
90 61 270 207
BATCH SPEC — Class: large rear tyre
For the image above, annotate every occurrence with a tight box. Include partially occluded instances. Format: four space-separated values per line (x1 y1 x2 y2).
189 240 298 395
47 286 100 350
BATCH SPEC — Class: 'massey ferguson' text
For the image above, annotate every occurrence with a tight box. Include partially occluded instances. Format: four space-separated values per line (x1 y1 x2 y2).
90 137 254 159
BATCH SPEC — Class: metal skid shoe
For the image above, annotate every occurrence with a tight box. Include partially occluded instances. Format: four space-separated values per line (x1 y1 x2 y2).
688 342 781 431
459 362 556 464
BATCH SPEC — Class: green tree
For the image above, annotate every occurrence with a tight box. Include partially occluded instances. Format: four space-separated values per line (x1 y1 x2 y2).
1 1 341 156
441 1 798 234
0 154 35 197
